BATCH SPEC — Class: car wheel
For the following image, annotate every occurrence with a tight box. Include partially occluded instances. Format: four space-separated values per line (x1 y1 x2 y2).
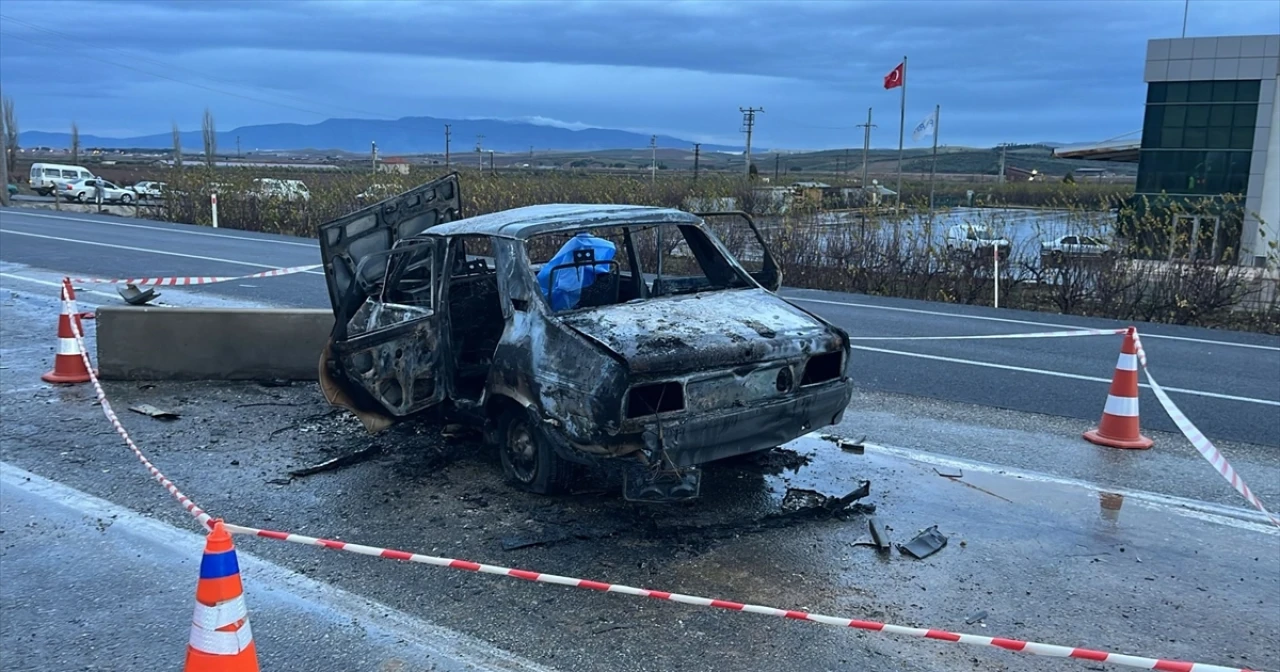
120 193 133 204
75 192 86 202
499 407 569 495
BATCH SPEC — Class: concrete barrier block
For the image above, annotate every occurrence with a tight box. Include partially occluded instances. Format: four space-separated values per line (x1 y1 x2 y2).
95 306 334 381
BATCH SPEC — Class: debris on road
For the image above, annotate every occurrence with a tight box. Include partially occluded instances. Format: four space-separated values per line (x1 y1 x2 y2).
868 516 892 552
933 467 963 479
965 610 988 625
117 283 159 306
128 404 179 420
501 528 573 551
898 525 948 559
779 480 873 519
288 445 382 478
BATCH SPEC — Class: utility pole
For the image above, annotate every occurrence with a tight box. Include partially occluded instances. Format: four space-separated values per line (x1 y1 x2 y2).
371 140 378 174
693 143 701 181
236 135 241 159
740 106 762 178
998 143 1008 185
529 145 534 162
857 107 876 190
476 135 484 170
444 124 451 170
489 150 495 175
928 104 941 216
774 153 780 182
0 119 9 207
650 135 657 183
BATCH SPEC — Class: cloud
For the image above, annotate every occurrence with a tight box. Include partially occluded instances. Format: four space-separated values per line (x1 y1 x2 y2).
0 0 1276 149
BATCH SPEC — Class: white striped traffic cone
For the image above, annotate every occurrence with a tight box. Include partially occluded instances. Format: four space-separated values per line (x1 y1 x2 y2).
41 279 94 384
1083 326 1153 450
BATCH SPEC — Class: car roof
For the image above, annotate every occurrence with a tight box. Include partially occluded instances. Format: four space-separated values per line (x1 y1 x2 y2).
426 203 702 241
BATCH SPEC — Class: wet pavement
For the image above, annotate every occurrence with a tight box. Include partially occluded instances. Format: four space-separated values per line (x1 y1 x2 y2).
2 282 1278 671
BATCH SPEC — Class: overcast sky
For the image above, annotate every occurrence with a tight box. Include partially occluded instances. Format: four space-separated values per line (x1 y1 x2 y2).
1 0 1277 150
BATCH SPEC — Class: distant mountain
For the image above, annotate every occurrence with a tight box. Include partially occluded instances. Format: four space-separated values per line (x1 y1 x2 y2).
18 116 739 155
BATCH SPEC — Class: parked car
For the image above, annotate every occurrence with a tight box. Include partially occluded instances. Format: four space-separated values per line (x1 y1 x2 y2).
1040 234 1113 266
132 181 167 200
317 174 854 502
60 178 137 204
945 223 1011 261
28 162 95 196
251 178 310 202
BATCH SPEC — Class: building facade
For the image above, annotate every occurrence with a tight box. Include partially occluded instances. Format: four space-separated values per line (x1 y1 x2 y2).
1139 34 1279 267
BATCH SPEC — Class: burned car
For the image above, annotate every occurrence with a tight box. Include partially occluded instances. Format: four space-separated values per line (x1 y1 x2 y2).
317 173 854 501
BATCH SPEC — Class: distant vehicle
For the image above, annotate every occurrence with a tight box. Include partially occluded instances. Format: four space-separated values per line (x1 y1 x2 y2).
28 163 95 196
132 181 167 200
251 178 310 202
1040 234 1113 265
355 183 401 204
945 223 1010 260
60 178 136 204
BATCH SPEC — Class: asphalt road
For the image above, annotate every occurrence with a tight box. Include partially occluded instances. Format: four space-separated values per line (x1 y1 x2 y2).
2 205 1278 447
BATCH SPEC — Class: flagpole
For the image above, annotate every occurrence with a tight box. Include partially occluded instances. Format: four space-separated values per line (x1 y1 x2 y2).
929 104 940 217
896 55 907 212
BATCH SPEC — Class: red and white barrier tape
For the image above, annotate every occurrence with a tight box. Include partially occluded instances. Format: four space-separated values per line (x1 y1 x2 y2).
62 278 215 531
1131 332 1280 527
71 263 321 287
220 521 1255 672
52 283 1266 671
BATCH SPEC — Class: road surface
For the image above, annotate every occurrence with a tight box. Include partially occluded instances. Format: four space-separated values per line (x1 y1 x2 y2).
3 206 1276 446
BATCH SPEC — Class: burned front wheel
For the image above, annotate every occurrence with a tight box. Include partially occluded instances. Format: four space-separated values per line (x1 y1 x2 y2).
499 408 570 495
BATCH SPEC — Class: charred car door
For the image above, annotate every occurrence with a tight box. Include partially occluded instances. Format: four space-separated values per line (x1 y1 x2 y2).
317 174 460 424
695 210 781 291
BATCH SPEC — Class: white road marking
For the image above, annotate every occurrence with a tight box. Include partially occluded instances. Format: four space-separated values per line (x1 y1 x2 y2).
0 210 319 248
852 344 1280 406
0 461 558 672
1 271 120 302
791 296 1280 352
849 440 1279 535
0 229 326 276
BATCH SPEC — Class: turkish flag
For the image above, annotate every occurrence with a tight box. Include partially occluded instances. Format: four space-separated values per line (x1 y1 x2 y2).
884 62 904 90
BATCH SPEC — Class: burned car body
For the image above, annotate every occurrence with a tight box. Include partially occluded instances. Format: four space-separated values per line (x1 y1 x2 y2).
318 174 854 501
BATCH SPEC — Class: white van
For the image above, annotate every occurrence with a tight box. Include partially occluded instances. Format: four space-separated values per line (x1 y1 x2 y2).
29 163 95 196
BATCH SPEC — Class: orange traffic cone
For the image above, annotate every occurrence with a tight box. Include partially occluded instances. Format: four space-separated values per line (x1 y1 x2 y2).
1083 326 1153 450
184 521 260 672
41 279 93 384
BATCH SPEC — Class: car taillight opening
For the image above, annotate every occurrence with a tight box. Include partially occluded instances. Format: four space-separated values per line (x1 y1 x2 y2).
626 381 685 418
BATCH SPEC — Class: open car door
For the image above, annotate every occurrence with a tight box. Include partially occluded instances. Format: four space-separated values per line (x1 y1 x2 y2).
695 210 781 292
317 174 460 431
318 172 461 316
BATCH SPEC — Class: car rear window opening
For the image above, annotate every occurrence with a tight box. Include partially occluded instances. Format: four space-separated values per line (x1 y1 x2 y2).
626 381 685 418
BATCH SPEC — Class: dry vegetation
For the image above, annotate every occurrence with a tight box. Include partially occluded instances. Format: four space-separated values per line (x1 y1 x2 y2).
103 166 1280 334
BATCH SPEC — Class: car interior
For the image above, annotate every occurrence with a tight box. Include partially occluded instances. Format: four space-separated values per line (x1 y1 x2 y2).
445 236 505 400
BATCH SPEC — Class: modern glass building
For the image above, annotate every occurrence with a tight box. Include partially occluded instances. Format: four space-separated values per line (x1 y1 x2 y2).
1136 34 1279 266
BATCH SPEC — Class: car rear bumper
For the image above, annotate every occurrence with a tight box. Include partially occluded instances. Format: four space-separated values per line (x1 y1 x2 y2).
641 379 853 467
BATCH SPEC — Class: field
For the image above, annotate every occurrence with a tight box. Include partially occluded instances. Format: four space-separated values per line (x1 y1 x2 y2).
10 159 1276 333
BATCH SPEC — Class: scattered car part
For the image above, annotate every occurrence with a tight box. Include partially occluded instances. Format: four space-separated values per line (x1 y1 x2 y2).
128 404 179 420
117 283 160 306
288 445 382 478
868 516 892 552
897 525 948 559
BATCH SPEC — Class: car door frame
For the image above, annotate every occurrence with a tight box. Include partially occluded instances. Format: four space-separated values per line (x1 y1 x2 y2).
693 210 782 292
327 236 449 417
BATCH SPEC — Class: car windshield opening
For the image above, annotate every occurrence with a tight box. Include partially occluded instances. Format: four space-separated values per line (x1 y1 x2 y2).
526 223 753 313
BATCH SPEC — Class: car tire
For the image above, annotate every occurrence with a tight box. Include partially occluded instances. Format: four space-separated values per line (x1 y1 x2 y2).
120 193 133 204
498 407 569 495
75 192 86 202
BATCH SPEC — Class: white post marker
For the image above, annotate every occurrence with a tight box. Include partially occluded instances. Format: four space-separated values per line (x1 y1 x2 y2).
211 192 218 229
993 245 1000 309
